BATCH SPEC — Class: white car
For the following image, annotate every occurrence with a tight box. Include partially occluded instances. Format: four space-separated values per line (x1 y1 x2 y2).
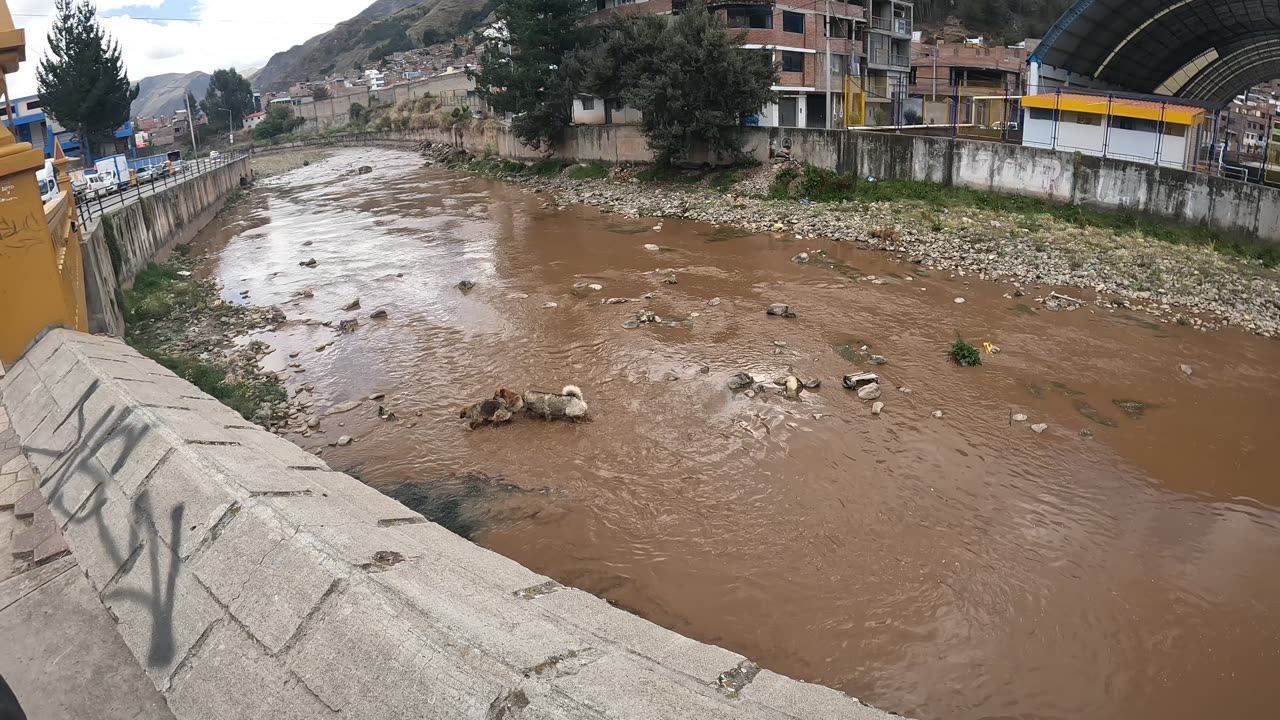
84 172 118 198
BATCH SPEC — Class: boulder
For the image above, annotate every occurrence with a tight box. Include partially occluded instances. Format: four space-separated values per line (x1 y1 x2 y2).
299 258 317 267
727 373 755 390
457 280 476 291
856 383 882 401
342 298 361 311
872 402 885 415
767 304 796 318
370 308 388 319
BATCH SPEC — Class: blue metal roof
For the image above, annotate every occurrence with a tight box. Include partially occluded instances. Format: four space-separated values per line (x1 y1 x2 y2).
1033 0 1280 106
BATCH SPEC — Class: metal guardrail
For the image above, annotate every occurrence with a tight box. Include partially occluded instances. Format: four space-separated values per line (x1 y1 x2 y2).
76 150 250 226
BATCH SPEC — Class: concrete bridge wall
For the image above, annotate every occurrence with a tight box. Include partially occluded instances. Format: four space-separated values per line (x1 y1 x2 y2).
79 156 253 338
0 328 896 720
287 126 1280 246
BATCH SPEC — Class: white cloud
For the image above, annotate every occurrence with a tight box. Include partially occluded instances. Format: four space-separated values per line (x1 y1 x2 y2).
6 0 362 99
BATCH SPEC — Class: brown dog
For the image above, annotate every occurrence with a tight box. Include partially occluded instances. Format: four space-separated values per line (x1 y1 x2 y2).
460 388 525 429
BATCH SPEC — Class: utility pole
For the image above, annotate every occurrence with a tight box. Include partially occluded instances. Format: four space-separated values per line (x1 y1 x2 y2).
184 93 199 156
226 109 234 145
932 40 938 102
825 0 833 130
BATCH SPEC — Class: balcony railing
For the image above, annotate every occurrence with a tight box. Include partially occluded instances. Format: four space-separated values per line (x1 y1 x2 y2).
870 16 911 35
890 52 910 68
868 48 911 69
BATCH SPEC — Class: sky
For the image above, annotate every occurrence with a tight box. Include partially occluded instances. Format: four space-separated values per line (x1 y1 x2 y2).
6 0 368 98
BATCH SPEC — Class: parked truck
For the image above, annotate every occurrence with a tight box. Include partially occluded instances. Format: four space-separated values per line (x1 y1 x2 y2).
94 154 132 191
36 159 59 204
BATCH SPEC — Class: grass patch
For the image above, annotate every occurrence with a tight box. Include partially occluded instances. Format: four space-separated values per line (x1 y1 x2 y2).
949 337 982 367
124 261 206 324
771 164 1280 266
526 158 570 176
707 169 740 191
567 163 609 180
142 349 287 421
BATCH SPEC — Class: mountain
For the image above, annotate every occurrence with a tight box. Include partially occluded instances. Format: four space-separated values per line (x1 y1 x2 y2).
254 0 497 91
132 71 211 119
913 0 1073 44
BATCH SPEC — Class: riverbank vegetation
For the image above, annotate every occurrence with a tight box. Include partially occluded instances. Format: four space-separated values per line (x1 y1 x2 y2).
122 245 288 426
766 164 1279 266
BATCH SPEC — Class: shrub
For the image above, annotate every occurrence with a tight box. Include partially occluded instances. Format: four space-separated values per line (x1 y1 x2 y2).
949 337 982 367
567 163 608 180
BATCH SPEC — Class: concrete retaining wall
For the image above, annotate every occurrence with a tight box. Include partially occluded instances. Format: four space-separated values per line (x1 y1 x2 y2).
79 157 252 337
0 328 896 720
774 128 1280 245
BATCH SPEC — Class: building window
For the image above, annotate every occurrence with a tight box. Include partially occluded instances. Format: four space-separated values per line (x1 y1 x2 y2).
25 100 41 111
782 51 804 73
1029 108 1053 121
726 5 772 29
580 97 595 111
783 11 804 33
1074 112 1101 126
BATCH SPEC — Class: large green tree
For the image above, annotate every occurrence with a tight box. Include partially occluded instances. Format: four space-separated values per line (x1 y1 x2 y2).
473 0 596 150
36 0 138 162
200 68 254 131
583 1 777 166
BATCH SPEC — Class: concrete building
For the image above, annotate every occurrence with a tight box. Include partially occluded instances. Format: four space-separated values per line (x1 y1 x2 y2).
909 40 1035 125
243 111 267 131
0 94 55 157
1021 93 1207 170
582 0 914 129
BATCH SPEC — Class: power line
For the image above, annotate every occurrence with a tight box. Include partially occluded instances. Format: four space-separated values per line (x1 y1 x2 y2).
12 12 340 26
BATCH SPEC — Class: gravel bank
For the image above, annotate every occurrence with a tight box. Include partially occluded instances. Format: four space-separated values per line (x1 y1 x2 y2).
438 150 1280 338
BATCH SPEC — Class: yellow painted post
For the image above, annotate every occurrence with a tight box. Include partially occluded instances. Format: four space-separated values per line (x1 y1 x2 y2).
0 1 86 365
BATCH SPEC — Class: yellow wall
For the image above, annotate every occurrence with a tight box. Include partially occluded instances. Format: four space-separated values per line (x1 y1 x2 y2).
0 145 87 366
1022 94 1203 127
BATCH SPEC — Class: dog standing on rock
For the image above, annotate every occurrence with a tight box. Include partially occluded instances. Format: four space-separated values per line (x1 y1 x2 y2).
523 385 589 421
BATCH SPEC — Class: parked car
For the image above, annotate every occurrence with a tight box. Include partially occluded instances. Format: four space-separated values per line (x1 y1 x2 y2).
36 160 59 203
94 154 132 191
209 150 221 160
83 171 118 198
135 165 164 183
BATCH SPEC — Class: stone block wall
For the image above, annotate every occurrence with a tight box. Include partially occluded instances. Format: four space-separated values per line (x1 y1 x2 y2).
0 329 898 720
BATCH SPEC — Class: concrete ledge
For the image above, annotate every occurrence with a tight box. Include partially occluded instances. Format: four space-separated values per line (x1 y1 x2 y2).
0 329 903 719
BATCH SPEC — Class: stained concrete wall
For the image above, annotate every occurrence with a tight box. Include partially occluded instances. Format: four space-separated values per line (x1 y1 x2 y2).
774 128 1280 245
0 328 897 720
78 157 252 337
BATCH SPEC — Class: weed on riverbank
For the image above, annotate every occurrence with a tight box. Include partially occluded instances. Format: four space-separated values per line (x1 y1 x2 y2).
123 246 288 426
768 164 1279 267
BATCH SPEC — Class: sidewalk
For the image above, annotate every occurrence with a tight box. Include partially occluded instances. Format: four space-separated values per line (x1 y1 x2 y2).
0 404 174 720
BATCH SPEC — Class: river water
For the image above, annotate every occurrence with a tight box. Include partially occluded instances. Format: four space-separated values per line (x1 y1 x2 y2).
192 148 1280 720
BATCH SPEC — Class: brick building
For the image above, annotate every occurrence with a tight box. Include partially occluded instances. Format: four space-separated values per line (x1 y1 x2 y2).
581 0 915 129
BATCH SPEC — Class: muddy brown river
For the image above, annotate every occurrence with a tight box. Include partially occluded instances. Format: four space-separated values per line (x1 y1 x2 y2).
192 148 1280 720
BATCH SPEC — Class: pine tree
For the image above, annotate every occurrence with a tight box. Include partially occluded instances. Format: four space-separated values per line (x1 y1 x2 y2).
36 0 138 162
583 1 777 166
200 69 255 131
473 0 596 150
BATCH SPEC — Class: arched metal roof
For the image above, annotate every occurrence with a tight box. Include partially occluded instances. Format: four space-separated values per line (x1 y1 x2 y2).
1031 0 1280 106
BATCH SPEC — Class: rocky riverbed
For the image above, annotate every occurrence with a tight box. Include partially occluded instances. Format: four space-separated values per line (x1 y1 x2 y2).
425 143 1280 338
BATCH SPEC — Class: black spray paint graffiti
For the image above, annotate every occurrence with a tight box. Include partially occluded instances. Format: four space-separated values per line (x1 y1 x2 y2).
23 377 187 671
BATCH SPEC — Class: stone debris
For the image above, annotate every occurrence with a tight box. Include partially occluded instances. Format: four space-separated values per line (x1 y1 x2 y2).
931 410 944 418
458 280 476 291
342 298 361 311
842 372 879 391
707 297 721 306
302 240 313 246
643 243 660 251
1042 292 1086 312
603 297 630 305
1012 413 1028 422
299 257 317 267
542 302 558 309
1031 423 1049 434
954 297 965 304
325 400 362 416
663 274 679 285
767 303 797 318
872 401 885 415
1180 364 1194 376
791 252 810 263
727 373 755 390
856 383 882 401
338 319 359 333
869 355 888 365
370 308 388 319
337 435 353 446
